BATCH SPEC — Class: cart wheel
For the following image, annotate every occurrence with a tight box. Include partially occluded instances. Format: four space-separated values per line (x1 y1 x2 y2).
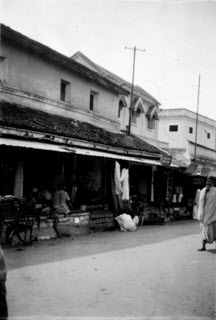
16 211 40 244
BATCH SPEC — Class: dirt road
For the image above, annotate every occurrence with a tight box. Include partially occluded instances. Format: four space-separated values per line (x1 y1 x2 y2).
4 220 216 319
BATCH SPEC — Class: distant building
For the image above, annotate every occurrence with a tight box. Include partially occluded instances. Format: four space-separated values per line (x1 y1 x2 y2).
158 108 216 176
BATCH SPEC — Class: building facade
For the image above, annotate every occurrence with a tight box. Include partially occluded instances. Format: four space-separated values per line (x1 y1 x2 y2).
0 24 167 230
158 108 216 175
72 51 169 150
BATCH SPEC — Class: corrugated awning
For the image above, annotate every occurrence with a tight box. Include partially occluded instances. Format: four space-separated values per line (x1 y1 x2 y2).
0 137 161 166
0 138 70 153
64 147 161 166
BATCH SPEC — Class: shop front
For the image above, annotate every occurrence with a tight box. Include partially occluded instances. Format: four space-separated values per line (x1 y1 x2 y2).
0 139 165 241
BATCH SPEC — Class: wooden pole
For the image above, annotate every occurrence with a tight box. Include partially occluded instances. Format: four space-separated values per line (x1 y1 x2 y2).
194 74 201 161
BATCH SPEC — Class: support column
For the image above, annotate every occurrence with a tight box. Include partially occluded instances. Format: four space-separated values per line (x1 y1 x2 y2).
71 154 77 205
151 165 157 202
103 158 108 210
13 159 24 198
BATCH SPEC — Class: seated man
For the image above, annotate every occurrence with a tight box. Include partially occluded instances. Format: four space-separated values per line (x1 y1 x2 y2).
115 213 139 232
53 183 71 215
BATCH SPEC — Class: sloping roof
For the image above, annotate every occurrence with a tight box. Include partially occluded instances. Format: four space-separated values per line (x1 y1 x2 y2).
71 51 161 106
131 97 139 109
146 105 159 120
0 102 161 156
0 24 129 96
132 97 145 113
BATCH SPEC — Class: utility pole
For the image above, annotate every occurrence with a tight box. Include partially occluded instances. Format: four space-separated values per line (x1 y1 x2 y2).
125 46 145 135
194 74 201 161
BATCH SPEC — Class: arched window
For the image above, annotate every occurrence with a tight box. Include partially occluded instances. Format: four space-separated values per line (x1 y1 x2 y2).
147 116 156 129
131 109 137 124
118 100 124 118
146 105 159 130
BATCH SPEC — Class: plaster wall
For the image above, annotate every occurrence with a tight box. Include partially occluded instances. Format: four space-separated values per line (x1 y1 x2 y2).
159 109 216 151
1 40 119 122
119 96 159 139
73 54 159 141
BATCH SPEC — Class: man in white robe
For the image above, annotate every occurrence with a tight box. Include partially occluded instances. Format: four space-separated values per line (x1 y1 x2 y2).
197 177 216 251
115 213 139 232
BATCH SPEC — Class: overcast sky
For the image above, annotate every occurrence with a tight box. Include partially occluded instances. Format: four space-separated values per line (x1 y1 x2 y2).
1 0 216 120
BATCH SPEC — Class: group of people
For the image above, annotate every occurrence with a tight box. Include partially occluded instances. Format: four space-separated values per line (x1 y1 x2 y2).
1 176 216 320
115 175 216 251
28 183 72 215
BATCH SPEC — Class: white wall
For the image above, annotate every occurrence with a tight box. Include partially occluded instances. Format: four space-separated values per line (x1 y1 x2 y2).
1 40 120 123
159 109 216 150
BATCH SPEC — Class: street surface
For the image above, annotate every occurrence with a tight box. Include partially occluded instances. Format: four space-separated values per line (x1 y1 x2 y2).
3 220 216 320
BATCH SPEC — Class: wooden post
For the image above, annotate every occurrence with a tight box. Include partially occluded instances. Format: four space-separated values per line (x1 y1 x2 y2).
71 154 77 204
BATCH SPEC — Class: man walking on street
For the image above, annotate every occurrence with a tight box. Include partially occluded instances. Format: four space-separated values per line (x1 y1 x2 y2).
197 176 216 251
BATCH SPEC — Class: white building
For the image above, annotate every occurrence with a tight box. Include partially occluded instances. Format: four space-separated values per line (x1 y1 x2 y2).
158 108 216 176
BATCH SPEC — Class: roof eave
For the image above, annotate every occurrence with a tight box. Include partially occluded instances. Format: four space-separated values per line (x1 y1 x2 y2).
0 24 129 95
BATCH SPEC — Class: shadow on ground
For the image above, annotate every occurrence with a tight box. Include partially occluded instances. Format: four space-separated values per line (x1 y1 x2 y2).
5 220 201 270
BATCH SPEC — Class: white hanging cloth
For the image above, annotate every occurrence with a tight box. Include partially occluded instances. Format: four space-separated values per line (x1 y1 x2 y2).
114 161 123 195
120 168 129 201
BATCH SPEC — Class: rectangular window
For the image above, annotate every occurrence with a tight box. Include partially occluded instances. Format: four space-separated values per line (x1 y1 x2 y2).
169 125 178 132
89 91 98 111
189 127 193 134
60 79 70 102
89 93 94 111
207 132 210 139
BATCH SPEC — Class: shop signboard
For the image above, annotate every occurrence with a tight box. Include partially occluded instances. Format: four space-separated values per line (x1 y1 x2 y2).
160 154 172 167
201 166 210 177
184 163 197 175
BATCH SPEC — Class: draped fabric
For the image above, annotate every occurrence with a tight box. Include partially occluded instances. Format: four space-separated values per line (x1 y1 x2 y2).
201 221 216 243
198 186 216 244
115 213 139 231
119 168 129 201
114 161 129 201
114 161 123 195
193 188 200 220
198 186 216 226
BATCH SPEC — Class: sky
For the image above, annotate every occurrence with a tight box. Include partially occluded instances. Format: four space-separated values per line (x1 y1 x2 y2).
1 0 216 120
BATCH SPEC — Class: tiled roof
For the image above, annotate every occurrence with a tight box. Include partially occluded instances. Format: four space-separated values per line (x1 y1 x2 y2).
0 102 161 156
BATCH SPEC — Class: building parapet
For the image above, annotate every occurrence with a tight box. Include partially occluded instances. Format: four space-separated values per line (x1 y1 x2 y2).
159 108 216 127
0 84 121 133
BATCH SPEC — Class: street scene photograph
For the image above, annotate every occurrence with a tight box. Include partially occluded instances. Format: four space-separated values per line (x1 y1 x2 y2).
0 0 216 319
